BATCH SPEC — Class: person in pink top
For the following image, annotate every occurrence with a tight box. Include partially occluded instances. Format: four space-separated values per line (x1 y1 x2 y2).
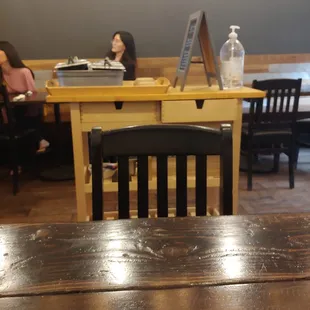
0 41 49 153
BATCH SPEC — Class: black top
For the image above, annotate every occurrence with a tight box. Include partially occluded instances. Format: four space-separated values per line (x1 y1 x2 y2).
122 62 136 81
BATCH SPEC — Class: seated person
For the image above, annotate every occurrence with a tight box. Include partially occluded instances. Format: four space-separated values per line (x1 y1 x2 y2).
104 32 137 163
0 41 49 153
105 31 137 81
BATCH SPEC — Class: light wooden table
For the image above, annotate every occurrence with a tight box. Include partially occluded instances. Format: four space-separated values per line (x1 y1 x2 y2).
47 84 265 221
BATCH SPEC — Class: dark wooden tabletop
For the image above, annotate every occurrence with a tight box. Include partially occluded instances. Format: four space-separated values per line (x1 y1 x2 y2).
0 214 310 309
5 92 62 123
1 281 309 310
6 91 47 104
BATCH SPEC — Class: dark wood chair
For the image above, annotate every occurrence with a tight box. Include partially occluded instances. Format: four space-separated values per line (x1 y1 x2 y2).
0 83 38 195
242 78 302 190
91 124 233 220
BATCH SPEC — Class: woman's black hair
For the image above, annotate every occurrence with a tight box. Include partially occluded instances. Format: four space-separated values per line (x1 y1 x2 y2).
105 31 137 65
0 41 34 78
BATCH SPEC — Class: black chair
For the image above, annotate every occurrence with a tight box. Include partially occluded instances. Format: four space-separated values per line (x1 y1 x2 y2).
242 78 302 191
91 124 233 220
0 83 38 195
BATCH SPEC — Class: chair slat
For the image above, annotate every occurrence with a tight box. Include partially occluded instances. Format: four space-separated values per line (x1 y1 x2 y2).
176 155 187 217
91 128 103 221
118 156 130 219
272 89 279 114
279 88 286 113
286 88 292 113
266 90 272 114
195 155 207 216
220 125 233 215
157 155 168 217
137 156 149 218
255 99 264 125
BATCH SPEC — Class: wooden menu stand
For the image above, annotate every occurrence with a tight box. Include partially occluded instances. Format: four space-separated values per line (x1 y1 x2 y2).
173 10 223 91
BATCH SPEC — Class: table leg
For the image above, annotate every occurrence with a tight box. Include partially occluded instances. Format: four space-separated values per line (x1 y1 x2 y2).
70 103 88 222
232 99 243 214
39 102 75 181
54 104 61 124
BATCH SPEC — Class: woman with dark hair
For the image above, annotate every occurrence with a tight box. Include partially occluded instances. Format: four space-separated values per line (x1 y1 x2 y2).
0 41 49 153
0 41 35 92
103 31 137 163
105 31 137 80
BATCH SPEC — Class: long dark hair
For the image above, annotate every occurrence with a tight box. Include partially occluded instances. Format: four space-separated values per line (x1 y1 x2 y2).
0 41 34 78
106 31 137 65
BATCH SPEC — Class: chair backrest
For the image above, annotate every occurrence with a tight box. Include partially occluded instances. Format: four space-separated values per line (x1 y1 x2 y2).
91 124 233 221
0 82 16 137
248 78 302 131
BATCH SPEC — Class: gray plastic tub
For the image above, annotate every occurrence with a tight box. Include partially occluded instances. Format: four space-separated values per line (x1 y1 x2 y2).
56 70 124 87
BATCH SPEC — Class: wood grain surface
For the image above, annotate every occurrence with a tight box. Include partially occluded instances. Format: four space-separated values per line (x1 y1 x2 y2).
0 214 310 297
1 281 309 310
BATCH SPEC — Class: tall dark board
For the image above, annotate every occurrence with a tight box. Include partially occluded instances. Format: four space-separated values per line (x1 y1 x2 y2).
0 0 309 59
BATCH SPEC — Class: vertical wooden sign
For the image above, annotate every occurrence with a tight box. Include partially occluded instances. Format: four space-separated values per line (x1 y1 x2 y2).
173 11 223 91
